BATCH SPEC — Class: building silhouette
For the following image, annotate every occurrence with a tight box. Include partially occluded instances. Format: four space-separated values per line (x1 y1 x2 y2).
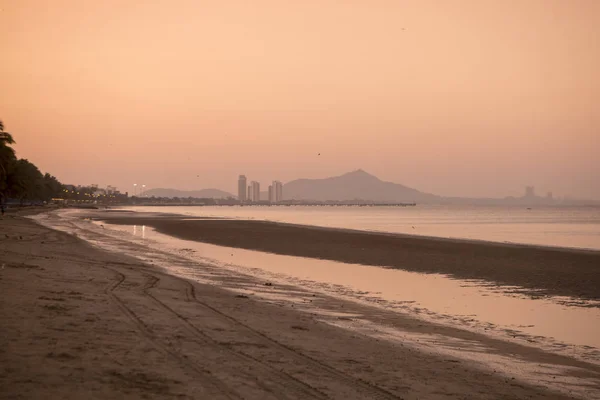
251 181 260 202
273 181 283 202
239 174 281 203
238 175 247 202
525 186 535 198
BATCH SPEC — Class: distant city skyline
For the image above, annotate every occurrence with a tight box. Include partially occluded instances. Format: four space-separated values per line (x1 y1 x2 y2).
238 175 284 202
69 169 595 203
120 169 598 206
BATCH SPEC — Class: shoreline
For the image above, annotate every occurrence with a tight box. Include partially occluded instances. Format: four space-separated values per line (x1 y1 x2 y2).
93 218 600 351
102 208 600 255
4 212 597 398
91 210 600 302
116 204 600 253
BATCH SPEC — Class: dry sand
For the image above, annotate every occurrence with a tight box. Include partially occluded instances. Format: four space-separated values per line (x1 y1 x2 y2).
1 212 598 399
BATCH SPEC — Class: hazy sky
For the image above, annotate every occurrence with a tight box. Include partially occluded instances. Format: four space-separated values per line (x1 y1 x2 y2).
1 0 598 198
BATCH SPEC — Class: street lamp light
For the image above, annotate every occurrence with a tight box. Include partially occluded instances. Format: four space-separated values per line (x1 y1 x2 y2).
142 184 146 197
133 183 137 197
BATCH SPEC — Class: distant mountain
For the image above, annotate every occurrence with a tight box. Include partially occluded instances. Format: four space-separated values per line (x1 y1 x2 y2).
138 171 593 205
283 169 439 203
140 188 234 199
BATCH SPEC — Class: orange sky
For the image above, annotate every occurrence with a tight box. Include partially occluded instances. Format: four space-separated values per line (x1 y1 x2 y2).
1 0 598 198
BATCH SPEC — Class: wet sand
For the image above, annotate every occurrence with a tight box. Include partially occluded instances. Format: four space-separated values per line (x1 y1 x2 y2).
94 222 600 350
2 212 598 399
94 212 600 301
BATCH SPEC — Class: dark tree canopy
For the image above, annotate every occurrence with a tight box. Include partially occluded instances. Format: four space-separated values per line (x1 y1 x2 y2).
1 119 67 203
1 120 17 199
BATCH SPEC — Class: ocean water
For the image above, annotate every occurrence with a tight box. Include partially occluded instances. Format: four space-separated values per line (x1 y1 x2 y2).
123 205 600 250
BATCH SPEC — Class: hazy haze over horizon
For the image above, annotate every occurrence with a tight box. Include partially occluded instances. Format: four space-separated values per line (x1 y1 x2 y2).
1 0 598 199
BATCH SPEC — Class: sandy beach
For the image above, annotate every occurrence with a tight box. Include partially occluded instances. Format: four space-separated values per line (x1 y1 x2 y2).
2 210 599 399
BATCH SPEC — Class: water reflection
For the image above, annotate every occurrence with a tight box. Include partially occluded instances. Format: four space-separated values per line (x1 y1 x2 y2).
132 225 146 239
110 223 600 349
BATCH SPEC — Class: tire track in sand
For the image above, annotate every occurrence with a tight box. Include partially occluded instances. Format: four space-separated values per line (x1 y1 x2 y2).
53 218 403 399
140 273 329 400
180 277 403 400
103 267 242 400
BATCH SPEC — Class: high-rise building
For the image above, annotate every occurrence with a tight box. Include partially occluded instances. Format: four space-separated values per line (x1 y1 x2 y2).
238 175 247 202
251 181 260 202
247 185 252 202
268 185 273 203
525 186 535 198
273 181 283 202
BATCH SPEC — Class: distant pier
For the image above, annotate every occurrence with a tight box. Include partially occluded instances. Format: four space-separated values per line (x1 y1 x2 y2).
237 203 417 207
131 202 417 207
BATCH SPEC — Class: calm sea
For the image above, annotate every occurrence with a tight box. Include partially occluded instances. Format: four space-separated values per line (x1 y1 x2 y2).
123 205 600 251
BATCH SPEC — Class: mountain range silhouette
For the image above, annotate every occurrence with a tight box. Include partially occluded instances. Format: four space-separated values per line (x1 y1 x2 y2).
283 169 438 202
140 169 592 205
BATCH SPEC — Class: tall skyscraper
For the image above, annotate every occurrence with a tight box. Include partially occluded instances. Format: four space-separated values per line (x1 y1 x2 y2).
273 181 283 202
238 175 247 202
251 181 260 202
247 185 252 202
525 186 535 198
268 185 273 203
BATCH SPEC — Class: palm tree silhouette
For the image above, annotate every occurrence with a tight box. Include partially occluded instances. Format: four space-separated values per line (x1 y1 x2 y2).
0 120 16 151
1 120 17 199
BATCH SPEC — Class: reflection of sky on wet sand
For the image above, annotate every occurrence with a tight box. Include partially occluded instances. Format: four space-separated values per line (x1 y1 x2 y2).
132 225 146 239
118 222 600 350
